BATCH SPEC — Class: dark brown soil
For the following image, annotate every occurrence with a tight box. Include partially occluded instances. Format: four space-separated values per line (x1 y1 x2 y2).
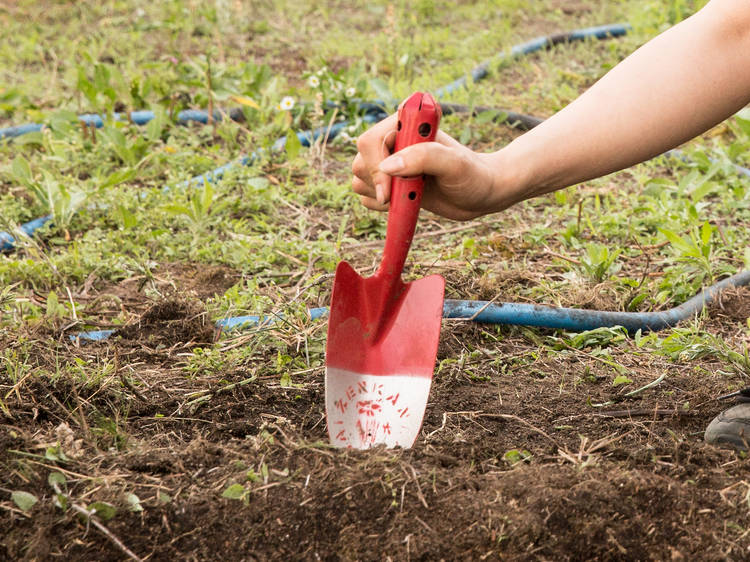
2 282 750 560
114 298 214 349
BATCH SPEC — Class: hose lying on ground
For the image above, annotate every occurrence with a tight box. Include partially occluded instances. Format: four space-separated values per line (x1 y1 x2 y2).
3 23 749 337
70 269 750 342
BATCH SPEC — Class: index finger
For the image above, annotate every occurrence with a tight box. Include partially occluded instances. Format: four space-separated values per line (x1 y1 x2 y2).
355 113 398 204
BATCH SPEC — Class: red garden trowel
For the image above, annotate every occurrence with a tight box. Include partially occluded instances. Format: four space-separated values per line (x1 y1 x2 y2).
325 92 444 449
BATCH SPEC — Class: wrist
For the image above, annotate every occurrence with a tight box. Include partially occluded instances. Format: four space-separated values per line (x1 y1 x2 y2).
482 141 536 213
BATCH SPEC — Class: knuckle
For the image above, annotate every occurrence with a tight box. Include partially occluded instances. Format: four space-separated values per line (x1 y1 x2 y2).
352 178 368 195
410 144 427 170
352 154 364 176
355 133 371 153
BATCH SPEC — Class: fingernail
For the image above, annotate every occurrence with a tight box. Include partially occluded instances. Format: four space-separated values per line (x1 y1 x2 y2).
375 184 385 204
379 155 405 174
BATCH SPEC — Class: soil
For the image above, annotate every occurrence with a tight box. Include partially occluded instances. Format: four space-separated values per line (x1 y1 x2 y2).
2 277 750 560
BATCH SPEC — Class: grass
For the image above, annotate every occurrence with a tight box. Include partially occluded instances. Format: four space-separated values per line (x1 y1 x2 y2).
2 0 750 559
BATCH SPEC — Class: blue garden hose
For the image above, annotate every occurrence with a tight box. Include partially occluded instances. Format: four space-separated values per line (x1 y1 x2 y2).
4 23 750 339
0 108 246 140
3 23 749 250
71 269 750 342
0 23 631 249
434 23 631 98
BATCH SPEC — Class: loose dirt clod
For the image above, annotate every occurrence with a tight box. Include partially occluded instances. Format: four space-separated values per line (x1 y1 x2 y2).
114 298 214 348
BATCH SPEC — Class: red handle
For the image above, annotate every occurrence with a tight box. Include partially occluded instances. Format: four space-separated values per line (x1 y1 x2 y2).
376 92 441 281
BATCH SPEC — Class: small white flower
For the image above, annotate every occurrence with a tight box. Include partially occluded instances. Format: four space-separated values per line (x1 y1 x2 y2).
278 96 295 111
345 87 356 98
307 75 320 88
331 81 342 93
317 66 328 76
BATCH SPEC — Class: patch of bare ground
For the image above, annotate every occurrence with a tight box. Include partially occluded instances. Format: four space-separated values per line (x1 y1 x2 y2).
3 294 750 560
4 186 749 560
704 286 750 343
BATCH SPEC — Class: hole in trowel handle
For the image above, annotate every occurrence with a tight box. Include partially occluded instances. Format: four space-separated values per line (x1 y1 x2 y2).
418 122 431 137
408 191 417 200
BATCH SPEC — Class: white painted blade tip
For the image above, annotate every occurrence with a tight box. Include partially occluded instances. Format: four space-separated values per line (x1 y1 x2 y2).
325 368 432 449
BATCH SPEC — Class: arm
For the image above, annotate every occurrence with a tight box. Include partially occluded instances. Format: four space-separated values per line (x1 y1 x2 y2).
352 0 750 221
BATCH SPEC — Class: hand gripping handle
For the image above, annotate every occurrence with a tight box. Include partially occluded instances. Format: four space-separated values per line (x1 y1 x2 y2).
377 92 441 280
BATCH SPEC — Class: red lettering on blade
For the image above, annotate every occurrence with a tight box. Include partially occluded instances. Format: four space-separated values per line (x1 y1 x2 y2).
357 400 384 417
357 418 379 445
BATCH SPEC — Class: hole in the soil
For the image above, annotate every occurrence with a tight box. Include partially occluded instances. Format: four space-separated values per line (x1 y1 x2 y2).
418 122 431 137
408 191 417 200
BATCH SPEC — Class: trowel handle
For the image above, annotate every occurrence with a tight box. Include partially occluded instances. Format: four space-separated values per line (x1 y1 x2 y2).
378 92 441 280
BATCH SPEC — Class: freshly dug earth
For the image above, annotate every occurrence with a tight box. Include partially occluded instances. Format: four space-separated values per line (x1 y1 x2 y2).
2 285 750 561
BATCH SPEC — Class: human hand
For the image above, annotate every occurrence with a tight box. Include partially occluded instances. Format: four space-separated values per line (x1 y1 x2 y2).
351 112 510 221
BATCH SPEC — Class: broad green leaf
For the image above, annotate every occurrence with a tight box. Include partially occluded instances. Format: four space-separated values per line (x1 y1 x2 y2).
100 168 136 190
45 444 69 462
11 491 38 512
46 291 59 317
100 126 135 166
77 69 97 105
48 471 66 487
89 501 116 521
222 484 246 499
659 228 693 253
116 205 137 229
15 132 44 146
126 493 143 512
735 114 750 137
163 204 192 217
687 164 719 201
145 106 167 142
285 130 302 160
626 293 648 312
475 109 503 124
502 449 531 465
612 375 633 387
11 156 32 184
246 177 269 191
200 182 214 215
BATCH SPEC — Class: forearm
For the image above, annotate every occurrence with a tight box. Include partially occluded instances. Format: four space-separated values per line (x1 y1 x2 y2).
492 0 750 209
